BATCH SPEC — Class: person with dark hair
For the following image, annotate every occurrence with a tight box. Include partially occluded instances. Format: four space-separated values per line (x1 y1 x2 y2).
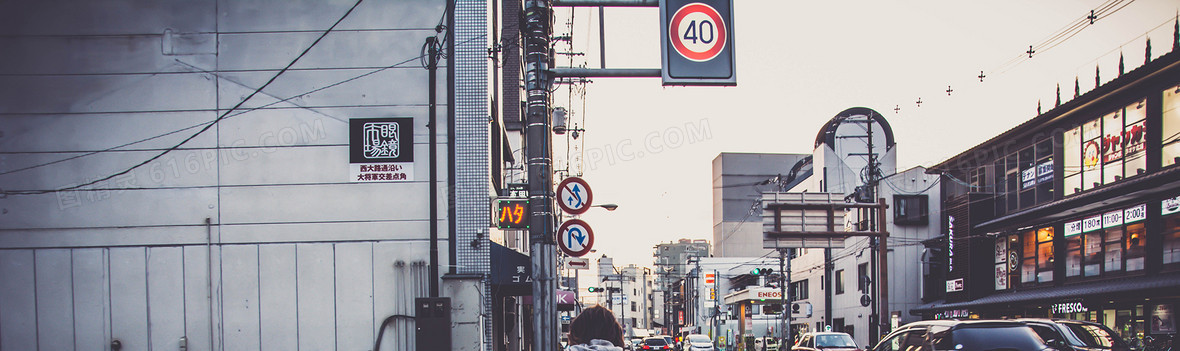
566 305 625 351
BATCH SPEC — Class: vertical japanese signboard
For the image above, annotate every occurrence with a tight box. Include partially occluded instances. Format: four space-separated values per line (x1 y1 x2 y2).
349 117 414 182
659 0 736 86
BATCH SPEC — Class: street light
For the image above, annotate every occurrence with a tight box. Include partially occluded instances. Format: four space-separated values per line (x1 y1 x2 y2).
592 203 619 211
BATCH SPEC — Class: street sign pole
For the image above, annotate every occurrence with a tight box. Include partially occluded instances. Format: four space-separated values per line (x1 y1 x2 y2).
524 0 557 350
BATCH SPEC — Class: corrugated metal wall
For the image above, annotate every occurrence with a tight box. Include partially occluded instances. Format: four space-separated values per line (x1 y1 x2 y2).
0 0 455 349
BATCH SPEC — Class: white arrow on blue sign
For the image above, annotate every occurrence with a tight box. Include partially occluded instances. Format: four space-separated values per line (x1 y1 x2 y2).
557 219 594 257
556 177 593 215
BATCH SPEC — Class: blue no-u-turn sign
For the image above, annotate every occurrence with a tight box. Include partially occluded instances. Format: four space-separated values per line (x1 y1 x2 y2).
660 0 736 86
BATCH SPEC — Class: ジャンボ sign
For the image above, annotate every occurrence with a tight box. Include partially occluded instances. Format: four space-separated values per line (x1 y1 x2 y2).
349 117 414 182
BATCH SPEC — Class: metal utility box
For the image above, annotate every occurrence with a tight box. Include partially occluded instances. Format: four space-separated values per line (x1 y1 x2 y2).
415 297 452 351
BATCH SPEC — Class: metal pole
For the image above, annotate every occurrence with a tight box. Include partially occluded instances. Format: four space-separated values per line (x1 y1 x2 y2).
525 0 558 350
779 249 789 346
598 6 605 69
877 199 890 342
426 36 440 298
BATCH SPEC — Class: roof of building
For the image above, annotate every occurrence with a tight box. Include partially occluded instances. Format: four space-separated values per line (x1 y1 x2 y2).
813 107 896 150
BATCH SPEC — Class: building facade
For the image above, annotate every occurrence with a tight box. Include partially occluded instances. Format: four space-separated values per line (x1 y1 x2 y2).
0 1 502 350
653 239 712 331
918 44 1180 346
716 108 942 347
713 153 812 257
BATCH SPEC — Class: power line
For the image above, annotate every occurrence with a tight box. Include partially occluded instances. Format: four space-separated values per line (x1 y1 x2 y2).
1 33 489 180
2 0 367 196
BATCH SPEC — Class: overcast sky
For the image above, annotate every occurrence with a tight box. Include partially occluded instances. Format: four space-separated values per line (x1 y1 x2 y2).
545 0 1179 278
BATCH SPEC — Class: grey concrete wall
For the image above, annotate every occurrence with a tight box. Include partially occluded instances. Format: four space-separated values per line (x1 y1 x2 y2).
0 0 453 350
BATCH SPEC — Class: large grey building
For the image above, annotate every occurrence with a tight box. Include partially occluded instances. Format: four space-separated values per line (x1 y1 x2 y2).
0 1 504 350
713 153 811 257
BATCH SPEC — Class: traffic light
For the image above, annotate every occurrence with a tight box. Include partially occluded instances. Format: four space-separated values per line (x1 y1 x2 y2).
587 287 602 292
751 268 774 275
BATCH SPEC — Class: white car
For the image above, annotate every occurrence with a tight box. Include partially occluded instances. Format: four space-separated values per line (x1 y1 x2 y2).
682 334 715 351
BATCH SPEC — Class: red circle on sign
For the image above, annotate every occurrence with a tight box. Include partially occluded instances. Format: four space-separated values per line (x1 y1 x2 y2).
669 3 727 62
558 219 595 257
556 177 593 215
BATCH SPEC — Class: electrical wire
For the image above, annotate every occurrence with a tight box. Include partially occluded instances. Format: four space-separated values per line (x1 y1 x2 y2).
2 0 366 196
2 34 490 187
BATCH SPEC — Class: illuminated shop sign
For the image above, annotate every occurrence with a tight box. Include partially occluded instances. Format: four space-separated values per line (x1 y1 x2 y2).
945 278 964 292
1066 203 1145 237
934 309 971 319
947 215 955 272
1124 204 1147 223
1050 302 1089 314
1164 195 1180 215
1064 220 1083 237
1103 210 1123 228
1082 215 1104 233
1022 167 1037 189
1037 161 1054 183
1021 160 1055 190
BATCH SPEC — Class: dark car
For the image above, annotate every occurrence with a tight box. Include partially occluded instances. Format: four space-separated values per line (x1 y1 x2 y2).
643 336 675 350
871 320 1057 351
1018 319 1130 351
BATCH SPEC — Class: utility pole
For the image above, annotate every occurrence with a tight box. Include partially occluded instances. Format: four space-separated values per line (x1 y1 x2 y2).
524 0 558 350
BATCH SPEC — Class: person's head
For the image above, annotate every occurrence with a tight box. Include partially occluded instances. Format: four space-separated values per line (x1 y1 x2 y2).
568 305 624 346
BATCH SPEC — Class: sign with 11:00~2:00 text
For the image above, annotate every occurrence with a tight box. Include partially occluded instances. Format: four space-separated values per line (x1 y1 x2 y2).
349 117 414 182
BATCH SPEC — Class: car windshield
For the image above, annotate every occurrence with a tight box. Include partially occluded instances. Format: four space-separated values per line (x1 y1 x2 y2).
1062 323 1126 349
943 325 1046 351
645 338 668 346
816 334 857 348
688 335 711 343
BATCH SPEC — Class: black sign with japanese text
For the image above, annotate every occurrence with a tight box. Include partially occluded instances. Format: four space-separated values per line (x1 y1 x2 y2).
349 117 414 164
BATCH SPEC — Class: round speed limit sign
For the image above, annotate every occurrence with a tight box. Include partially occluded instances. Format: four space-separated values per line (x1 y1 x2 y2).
669 2 728 62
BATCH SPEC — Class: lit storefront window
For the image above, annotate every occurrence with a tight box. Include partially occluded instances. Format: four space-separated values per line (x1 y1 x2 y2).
1017 227 1054 284
1162 84 1180 168
1064 99 1147 195
1064 204 1146 280
1161 195 1180 268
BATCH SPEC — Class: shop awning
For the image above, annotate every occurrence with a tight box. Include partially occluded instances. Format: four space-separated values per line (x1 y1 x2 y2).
912 272 1180 314
974 166 1180 232
490 242 532 295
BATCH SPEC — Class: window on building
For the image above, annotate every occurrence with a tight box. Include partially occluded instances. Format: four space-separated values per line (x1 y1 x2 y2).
995 158 1009 217
858 263 869 291
632 302 637 312
894 195 929 225
1066 228 1083 278
1021 227 1054 284
1163 211 1180 269
1162 84 1180 168
791 279 809 300
1069 205 1146 279
1126 222 1145 271
1067 100 1148 195
835 269 845 295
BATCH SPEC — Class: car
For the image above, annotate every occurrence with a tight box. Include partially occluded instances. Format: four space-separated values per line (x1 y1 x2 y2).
766 337 780 351
661 335 679 351
629 338 646 351
871 320 1056 351
753 337 779 351
1017 319 1131 351
682 334 715 351
793 332 859 351
643 336 675 350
